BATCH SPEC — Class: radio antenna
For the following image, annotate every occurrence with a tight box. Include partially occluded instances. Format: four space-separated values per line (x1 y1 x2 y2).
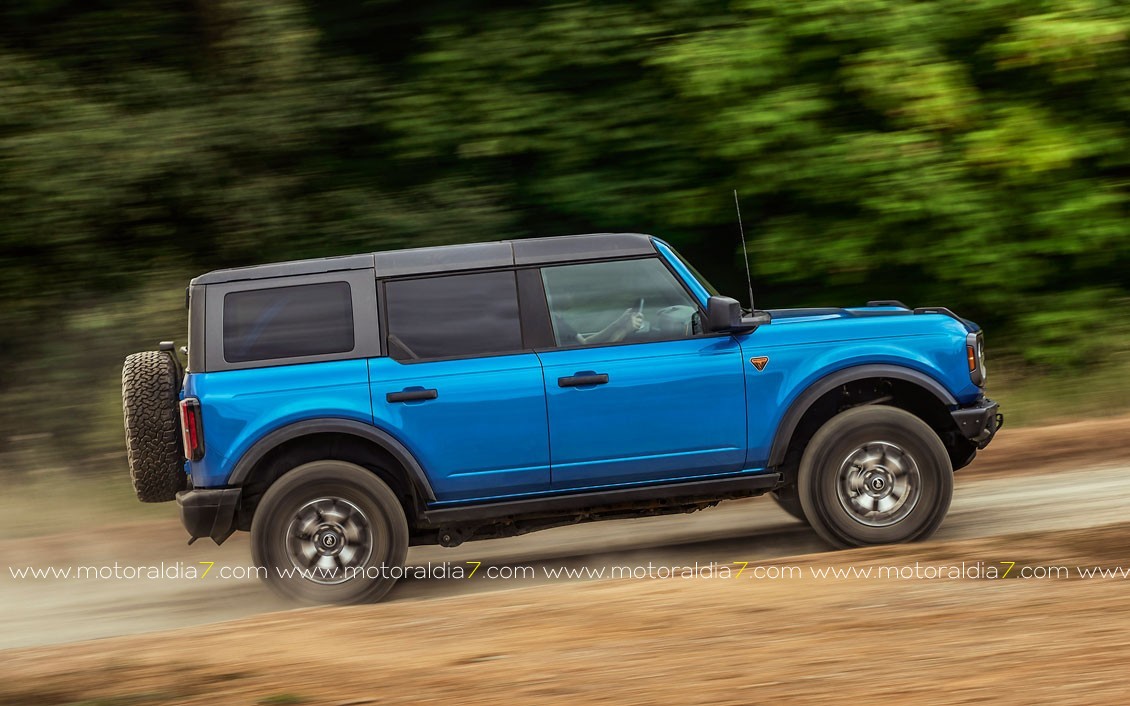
733 190 755 313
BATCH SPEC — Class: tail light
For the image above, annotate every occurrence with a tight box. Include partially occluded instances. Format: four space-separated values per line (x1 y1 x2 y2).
179 398 205 461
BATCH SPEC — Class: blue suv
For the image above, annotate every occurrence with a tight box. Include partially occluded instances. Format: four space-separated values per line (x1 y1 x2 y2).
121 233 1000 603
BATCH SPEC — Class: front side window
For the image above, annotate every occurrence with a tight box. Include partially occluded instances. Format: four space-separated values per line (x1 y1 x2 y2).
223 282 355 363
384 271 523 361
541 258 701 347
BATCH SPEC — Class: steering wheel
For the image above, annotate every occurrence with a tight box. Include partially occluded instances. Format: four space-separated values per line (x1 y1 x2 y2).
653 304 699 338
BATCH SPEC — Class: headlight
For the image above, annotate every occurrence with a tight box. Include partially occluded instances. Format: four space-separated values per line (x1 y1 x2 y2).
966 332 986 386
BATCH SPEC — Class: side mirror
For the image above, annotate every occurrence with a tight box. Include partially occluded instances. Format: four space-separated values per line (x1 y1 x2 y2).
706 296 770 334
706 296 742 332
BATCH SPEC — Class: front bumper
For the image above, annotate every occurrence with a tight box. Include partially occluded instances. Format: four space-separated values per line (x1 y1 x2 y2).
176 488 241 545
951 397 1002 449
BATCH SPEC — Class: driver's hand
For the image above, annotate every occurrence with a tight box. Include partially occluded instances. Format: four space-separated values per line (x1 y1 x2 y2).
612 308 644 333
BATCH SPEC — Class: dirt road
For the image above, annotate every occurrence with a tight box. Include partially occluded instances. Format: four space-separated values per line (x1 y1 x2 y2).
2 417 1129 652
4 518 1130 704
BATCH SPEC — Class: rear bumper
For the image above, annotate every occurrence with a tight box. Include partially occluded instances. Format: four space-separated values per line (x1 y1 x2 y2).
176 488 241 545
951 397 1002 449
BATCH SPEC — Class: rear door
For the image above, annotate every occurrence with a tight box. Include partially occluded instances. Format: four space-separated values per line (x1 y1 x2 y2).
534 258 748 490
369 270 551 503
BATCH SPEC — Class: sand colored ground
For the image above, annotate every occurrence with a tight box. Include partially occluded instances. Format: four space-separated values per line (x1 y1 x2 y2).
2 522 1130 705
3 416 1130 704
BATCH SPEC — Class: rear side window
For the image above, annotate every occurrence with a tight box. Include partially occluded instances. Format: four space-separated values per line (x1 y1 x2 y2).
223 282 355 363
384 271 523 361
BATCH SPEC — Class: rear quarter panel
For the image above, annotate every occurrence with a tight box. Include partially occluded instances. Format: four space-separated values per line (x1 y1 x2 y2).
183 359 372 487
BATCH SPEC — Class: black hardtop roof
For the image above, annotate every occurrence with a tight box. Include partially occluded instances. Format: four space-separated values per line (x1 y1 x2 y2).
190 232 657 285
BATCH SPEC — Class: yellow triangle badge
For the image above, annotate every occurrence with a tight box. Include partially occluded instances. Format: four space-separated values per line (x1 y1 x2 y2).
749 356 769 371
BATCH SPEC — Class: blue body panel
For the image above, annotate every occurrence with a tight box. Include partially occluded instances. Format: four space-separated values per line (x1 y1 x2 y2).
183 359 372 488
537 336 748 489
184 238 985 509
734 311 978 468
369 354 550 502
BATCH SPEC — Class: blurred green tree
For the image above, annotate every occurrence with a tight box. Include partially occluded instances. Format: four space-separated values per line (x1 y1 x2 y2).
0 0 1127 469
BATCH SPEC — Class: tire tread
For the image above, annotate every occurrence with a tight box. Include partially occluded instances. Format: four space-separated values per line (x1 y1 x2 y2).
122 351 186 503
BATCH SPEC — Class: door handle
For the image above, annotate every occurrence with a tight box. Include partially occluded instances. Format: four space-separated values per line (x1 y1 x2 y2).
387 388 438 403
558 373 609 388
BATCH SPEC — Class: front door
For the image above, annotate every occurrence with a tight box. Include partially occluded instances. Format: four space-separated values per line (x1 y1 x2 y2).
536 258 748 489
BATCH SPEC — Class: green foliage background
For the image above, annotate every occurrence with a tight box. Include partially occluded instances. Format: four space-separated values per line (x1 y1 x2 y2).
1 0 1128 472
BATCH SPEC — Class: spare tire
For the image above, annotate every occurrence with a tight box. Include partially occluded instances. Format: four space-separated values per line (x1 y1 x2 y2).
122 351 187 502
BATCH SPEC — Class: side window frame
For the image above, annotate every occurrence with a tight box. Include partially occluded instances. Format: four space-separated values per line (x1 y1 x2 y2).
530 255 718 352
378 267 536 364
203 269 380 373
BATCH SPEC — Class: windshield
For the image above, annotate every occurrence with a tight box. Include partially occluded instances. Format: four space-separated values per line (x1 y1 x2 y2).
666 244 721 297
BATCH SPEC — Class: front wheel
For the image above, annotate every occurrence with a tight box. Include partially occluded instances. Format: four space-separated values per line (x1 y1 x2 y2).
251 460 408 604
798 406 953 548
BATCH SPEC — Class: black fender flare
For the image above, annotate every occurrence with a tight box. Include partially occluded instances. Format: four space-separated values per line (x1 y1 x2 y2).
766 364 958 468
226 418 436 501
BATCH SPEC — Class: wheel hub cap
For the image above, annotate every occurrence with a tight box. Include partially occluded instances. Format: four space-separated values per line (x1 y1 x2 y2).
315 526 344 554
836 441 921 527
286 498 373 585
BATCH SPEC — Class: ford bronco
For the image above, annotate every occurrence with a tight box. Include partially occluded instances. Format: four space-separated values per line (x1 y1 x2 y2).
121 233 1001 603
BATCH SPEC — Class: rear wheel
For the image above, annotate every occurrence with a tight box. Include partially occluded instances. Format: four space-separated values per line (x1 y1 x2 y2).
798 406 953 548
251 460 408 604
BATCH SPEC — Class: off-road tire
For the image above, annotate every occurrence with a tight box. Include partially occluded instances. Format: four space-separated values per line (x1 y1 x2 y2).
252 460 409 604
798 405 953 548
122 351 187 503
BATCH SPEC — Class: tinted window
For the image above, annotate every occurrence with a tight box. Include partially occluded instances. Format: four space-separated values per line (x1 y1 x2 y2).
385 271 523 361
223 282 355 363
541 258 701 347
